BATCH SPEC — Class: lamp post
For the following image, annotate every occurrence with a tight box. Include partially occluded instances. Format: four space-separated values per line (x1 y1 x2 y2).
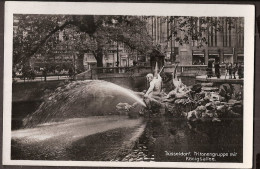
116 39 119 67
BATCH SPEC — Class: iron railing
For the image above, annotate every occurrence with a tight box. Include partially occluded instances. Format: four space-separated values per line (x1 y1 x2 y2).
90 65 229 77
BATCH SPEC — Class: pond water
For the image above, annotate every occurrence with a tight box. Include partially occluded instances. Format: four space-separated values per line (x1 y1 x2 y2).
124 115 243 162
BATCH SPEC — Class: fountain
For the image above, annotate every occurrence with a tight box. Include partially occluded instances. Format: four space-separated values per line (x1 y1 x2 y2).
22 80 146 128
13 72 244 162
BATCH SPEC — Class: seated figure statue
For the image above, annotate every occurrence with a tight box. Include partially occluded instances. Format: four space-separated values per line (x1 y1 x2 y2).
144 73 162 99
143 72 165 112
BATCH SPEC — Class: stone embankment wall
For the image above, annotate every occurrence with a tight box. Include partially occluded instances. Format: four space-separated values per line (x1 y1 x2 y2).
12 81 68 130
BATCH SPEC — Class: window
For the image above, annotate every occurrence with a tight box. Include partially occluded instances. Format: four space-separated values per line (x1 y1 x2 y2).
223 54 233 64
192 54 205 65
208 17 218 47
106 63 113 67
237 18 244 48
223 18 232 47
191 17 199 47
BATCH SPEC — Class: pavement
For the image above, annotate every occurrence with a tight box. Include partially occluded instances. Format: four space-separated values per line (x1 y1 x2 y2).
13 75 70 83
11 116 146 161
196 75 243 84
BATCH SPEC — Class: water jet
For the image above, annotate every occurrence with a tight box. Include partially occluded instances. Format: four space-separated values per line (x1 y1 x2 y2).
23 80 146 128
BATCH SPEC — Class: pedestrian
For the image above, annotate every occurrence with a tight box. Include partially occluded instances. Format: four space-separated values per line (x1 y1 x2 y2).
228 63 233 79
237 62 243 79
42 67 47 82
232 63 237 79
206 61 213 78
29 67 35 80
214 61 220 78
212 61 215 76
224 62 228 79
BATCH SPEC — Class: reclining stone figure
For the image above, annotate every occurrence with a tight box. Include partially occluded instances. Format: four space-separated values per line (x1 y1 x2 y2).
163 63 191 103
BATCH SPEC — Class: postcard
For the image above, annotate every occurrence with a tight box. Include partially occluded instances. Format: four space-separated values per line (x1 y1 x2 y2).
3 2 254 168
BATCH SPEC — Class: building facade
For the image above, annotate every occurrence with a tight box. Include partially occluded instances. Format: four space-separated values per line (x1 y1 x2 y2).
145 16 244 65
83 41 137 70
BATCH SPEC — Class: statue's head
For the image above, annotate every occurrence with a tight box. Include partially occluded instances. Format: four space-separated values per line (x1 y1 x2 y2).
146 73 153 82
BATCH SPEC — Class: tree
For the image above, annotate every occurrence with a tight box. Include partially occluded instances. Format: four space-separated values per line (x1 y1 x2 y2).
13 15 243 69
13 15 97 64
13 15 154 68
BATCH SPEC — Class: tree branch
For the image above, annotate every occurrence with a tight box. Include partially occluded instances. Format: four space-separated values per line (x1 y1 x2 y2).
16 20 77 64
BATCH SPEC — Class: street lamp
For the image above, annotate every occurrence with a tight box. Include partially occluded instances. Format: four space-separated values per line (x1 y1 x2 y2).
116 37 119 67
111 42 120 67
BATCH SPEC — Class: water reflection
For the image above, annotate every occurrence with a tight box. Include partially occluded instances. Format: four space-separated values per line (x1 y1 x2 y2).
130 115 243 162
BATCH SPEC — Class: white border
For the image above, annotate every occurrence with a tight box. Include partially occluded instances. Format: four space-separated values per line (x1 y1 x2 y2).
3 2 255 168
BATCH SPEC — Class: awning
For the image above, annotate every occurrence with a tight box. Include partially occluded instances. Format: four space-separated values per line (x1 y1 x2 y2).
209 54 220 57
86 60 97 63
223 54 233 56
192 50 205 57
193 54 204 56
120 55 128 58
193 50 204 54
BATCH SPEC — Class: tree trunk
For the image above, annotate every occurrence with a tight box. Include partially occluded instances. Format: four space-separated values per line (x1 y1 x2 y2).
96 54 103 67
96 49 103 68
76 52 85 73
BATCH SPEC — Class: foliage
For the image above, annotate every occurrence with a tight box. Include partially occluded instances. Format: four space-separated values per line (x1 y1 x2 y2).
14 15 154 67
14 15 94 63
13 14 243 68
19 66 36 80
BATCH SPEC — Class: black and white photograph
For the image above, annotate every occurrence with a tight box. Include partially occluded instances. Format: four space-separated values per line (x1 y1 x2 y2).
3 2 254 168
